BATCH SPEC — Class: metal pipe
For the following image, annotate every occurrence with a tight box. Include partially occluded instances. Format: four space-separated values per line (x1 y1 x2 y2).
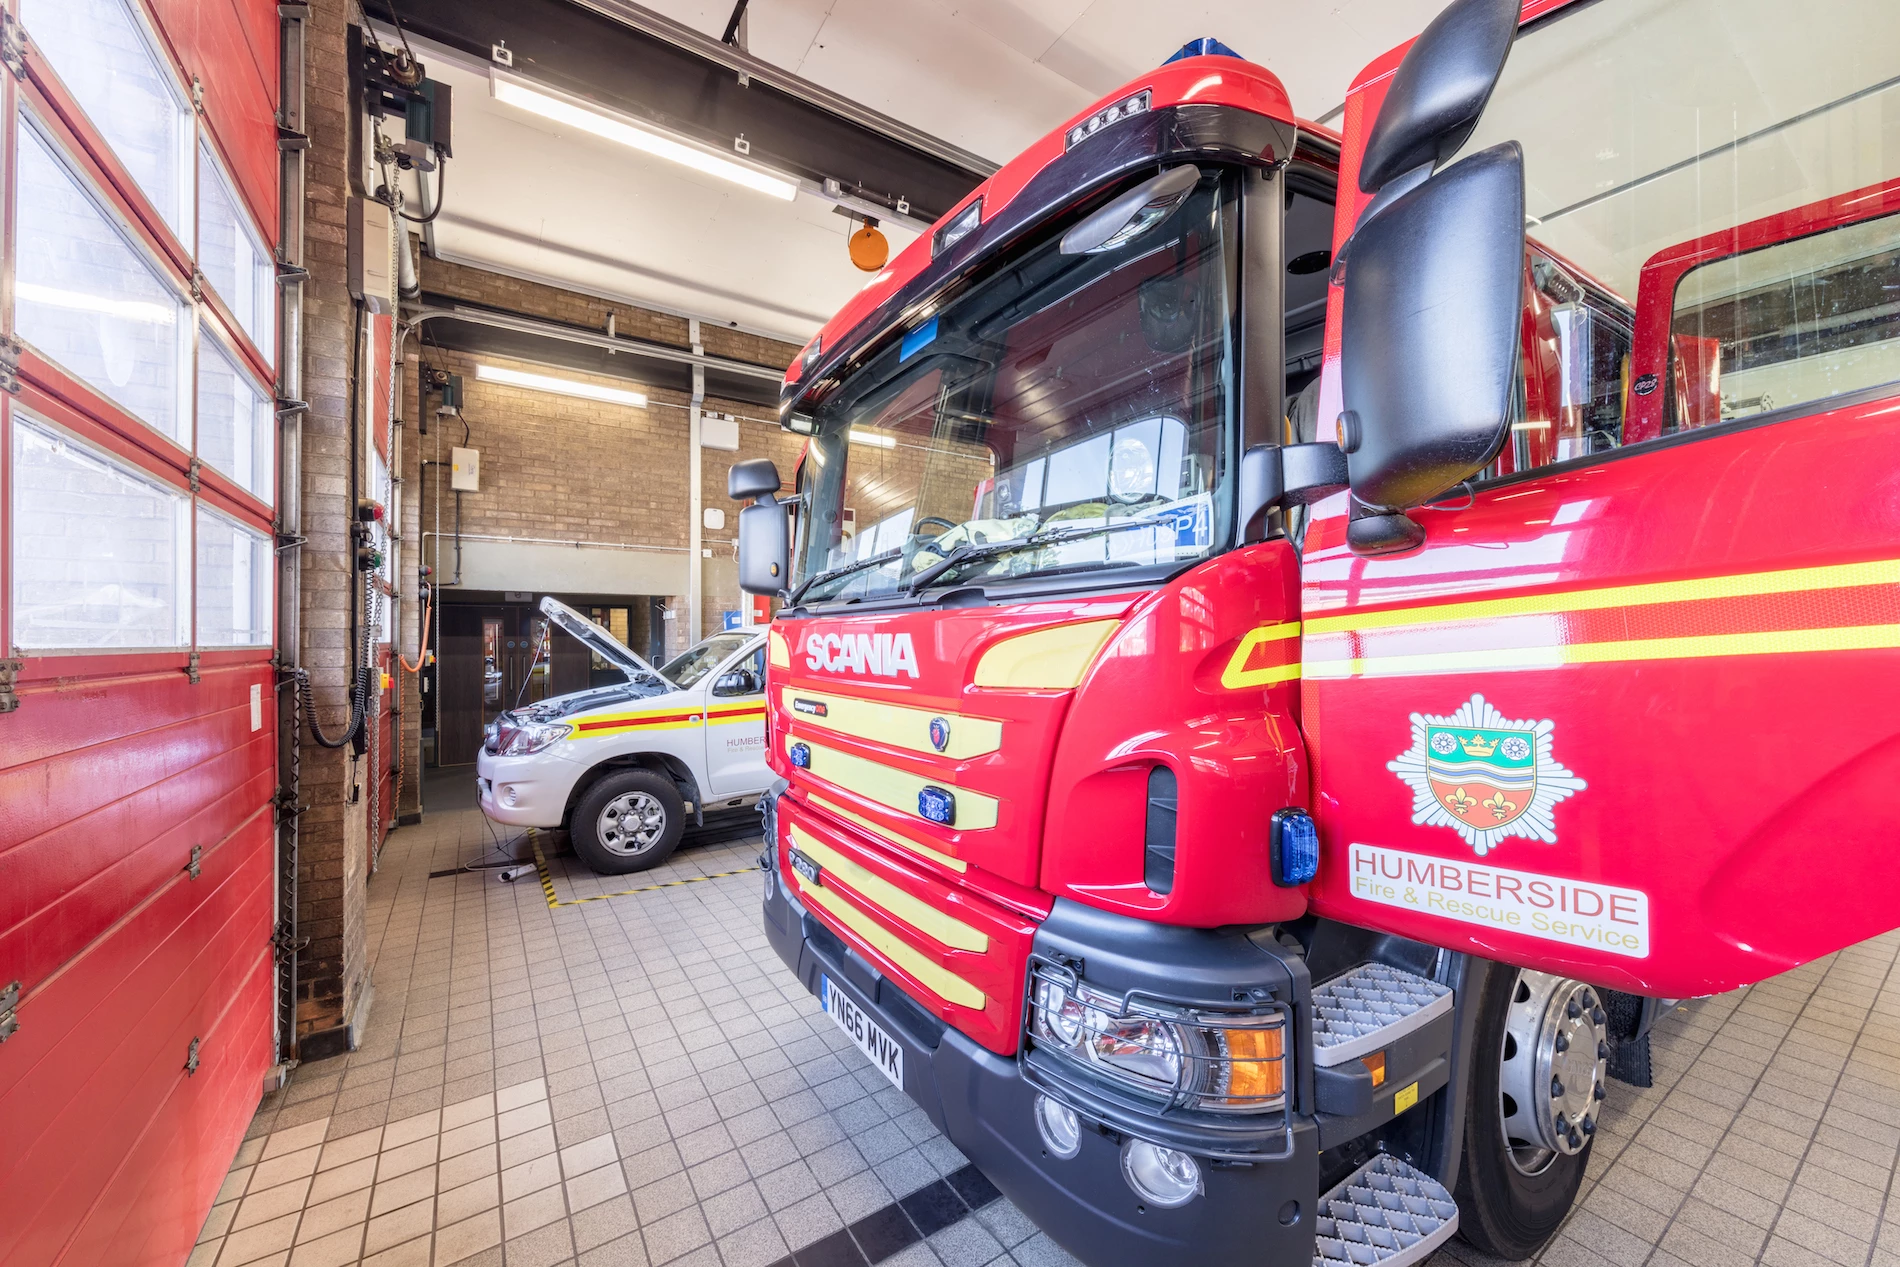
408 303 783 382
421 530 691 553
273 0 310 1073
688 318 704 645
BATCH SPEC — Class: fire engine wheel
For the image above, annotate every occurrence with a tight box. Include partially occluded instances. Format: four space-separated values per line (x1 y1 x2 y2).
1454 967 1608 1260
571 770 685 874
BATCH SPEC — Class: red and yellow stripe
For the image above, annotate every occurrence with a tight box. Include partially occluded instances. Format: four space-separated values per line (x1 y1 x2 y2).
1302 557 1900 679
572 701 765 738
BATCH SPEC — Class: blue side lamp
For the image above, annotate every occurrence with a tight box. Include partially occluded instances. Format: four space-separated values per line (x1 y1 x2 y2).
789 742 811 769
917 785 956 826
1270 808 1320 886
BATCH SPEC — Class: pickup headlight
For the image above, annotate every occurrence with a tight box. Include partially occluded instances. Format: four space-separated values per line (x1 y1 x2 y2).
1031 972 1286 1113
493 720 572 755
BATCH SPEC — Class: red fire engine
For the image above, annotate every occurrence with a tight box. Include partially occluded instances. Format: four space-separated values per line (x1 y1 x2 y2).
728 0 1900 1261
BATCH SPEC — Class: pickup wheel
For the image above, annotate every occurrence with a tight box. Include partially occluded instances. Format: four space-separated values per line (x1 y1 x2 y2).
571 770 686 874
1454 967 1608 1259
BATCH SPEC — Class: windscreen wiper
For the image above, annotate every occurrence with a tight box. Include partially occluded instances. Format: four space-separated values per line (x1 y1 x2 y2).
786 547 905 604
906 515 1172 594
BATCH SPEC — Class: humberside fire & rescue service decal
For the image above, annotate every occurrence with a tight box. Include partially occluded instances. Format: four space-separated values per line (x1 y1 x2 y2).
1349 844 1650 959
1389 694 1585 856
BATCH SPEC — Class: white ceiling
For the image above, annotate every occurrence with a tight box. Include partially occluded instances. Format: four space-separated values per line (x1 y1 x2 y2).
646 0 1442 162
400 3 1441 348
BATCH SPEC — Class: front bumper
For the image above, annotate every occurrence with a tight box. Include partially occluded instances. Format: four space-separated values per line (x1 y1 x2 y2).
762 842 1320 1267
475 748 580 828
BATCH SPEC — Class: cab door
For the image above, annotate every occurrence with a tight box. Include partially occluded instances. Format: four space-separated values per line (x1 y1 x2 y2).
702 639 770 798
1299 3 1900 996
1300 184 1900 998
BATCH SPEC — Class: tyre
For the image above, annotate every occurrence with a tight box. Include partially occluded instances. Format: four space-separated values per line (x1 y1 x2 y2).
1454 966 1610 1259
570 769 686 874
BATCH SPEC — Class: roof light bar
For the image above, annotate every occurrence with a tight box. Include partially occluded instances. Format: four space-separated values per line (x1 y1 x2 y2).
475 363 648 408
1065 89 1151 151
491 73 798 202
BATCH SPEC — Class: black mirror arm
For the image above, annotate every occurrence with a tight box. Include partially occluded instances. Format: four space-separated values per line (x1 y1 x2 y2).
1238 443 1351 543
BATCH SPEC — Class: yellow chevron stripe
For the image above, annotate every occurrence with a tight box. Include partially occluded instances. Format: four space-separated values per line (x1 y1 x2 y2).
789 735 999 830
811 794 967 872
790 825 987 952
705 708 765 726
782 687 1001 758
1305 558 1900 636
1220 621 1303 689
792 873 986 1009
973 620 1119 688
1303 623 1900 679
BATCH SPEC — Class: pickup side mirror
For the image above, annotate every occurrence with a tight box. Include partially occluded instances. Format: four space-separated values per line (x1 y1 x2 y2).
713 669 760 696
730 458 789 595
1339 0 1524 556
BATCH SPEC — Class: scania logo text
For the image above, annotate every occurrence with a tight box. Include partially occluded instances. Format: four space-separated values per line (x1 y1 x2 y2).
804 631 921 679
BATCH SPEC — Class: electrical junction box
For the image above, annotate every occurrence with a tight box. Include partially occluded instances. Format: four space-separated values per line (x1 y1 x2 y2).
451 446 480 491
700 414 740 451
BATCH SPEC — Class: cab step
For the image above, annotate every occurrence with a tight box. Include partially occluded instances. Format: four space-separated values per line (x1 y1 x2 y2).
1312 1154 1460 1267
1311 962 1454 1067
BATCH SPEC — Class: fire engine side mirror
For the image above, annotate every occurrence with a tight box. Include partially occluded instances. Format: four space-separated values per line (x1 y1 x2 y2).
728 458 781 501
731 459 790 596
1356 0 1518 195
1340 144 1524 553
1337 0 1524 556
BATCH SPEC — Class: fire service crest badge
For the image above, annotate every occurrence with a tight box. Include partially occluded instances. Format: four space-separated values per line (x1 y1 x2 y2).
1388 694 1585 856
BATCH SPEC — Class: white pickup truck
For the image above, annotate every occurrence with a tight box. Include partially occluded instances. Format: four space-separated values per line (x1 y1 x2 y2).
476 597 770 873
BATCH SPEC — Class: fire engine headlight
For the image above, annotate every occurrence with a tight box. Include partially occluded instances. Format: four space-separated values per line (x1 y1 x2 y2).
497 721 572 755
1121 1140 1202 1208
1030 974 1286 1113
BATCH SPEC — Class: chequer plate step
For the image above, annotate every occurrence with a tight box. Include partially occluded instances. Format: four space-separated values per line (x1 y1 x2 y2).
1311 962 1454 1067
1312 1154 1460 1267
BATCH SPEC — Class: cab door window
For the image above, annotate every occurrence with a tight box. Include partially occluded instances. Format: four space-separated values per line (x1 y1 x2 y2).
1450 0 1900 483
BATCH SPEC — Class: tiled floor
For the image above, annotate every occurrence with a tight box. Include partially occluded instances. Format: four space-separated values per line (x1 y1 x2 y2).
199 774 1900 1267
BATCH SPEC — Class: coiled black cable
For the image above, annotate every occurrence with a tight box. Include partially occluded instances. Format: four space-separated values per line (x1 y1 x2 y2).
295 570 383 748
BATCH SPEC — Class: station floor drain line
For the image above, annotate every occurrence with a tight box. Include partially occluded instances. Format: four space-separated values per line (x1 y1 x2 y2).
528 835 761 908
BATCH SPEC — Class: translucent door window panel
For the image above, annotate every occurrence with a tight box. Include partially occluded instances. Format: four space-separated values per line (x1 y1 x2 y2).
18 0 194 238
196 506 272 646
198 333 275 502
198 144 276 356
15 115 192 443
12 414 191 650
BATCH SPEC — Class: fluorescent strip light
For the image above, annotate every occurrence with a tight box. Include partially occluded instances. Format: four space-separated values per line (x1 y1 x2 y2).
476 363 648 408
17 282 177 325
849 429 896 448
492 74 798 202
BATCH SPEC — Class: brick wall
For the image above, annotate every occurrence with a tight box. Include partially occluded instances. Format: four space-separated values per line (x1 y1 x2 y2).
410 253 805 651
295 0 370 1047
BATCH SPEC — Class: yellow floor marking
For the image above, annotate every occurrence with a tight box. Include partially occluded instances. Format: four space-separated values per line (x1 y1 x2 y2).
529 834 760 908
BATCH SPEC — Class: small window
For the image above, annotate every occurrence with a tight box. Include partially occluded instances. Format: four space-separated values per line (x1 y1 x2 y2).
198 333 275 502
11 414 191 650
1667 210 1900 431
19 0 194 239
196 505 272 646
198 143 276 356
15 114 193 443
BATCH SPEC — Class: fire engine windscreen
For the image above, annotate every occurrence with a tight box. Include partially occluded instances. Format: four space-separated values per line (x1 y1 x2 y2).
790 169 1237 604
